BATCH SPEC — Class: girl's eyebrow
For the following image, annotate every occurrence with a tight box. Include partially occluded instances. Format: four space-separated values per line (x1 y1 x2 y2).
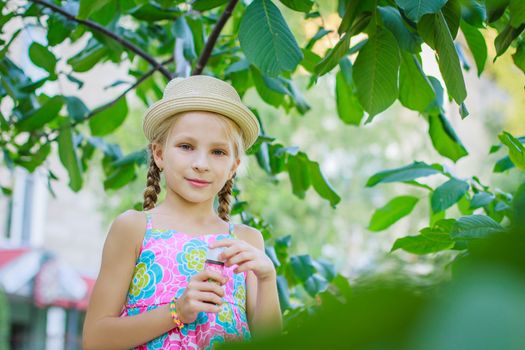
175 135 229 147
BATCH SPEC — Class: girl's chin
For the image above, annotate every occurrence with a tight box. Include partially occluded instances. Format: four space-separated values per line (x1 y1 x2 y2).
176 190 214 204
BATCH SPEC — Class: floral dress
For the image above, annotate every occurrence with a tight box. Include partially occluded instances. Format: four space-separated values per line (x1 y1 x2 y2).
119 211 251 349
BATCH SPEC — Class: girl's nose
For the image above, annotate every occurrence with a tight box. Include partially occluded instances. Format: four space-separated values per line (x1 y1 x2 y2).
192 152 210 172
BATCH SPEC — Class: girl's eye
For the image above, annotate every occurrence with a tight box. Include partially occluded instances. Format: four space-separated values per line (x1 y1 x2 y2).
179 144 192 150
213 150 226 156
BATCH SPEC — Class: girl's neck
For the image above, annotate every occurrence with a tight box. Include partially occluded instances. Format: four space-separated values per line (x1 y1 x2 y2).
154 190 218 224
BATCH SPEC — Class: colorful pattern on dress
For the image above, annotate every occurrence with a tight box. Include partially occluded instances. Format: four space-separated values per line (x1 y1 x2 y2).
119 211 251 349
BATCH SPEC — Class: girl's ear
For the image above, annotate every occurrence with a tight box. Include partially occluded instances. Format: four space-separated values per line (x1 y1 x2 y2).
151 143 164 169
229 158 241 179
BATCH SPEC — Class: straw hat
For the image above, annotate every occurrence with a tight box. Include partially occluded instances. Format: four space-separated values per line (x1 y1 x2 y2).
143 75 260 150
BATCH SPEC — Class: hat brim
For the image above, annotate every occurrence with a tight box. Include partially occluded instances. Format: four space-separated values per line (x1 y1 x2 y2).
143 95 260 150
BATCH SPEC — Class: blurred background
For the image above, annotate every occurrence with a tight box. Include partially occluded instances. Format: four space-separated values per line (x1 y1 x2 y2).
1 0 524 349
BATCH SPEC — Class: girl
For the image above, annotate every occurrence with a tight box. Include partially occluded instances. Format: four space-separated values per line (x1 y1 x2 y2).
82 75 282 350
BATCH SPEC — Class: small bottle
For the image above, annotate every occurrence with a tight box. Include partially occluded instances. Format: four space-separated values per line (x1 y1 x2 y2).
205 247 225 286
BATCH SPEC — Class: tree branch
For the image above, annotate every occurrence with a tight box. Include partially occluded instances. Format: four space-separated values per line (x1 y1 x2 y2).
192 0 239 75
30 0 173 80
80 56 174 125
43 56 174 143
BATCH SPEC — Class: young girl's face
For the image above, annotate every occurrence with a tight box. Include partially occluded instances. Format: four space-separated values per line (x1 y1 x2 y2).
155 111 240 204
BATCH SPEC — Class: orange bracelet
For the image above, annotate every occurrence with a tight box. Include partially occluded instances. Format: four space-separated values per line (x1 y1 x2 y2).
169 297 184 330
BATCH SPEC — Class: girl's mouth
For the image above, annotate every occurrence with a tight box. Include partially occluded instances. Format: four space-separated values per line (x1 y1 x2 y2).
186 178 211 188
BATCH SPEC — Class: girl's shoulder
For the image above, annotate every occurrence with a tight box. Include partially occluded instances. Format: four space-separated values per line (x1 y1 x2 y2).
108 209 147 260
232 224 265 251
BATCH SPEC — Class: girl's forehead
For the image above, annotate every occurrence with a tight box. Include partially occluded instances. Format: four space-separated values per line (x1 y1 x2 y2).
168 111 232 143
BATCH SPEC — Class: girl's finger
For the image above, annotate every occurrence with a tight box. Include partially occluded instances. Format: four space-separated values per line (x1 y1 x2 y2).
189 281 225 297
192 291 224 306
234 261 256 274
192 300 221 314
191 270 227 284
219 243 245 260
227 251 254 266
209 239 236 249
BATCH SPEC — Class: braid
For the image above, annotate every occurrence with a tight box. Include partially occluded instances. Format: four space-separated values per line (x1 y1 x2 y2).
218 174 235 222
143 146 162 210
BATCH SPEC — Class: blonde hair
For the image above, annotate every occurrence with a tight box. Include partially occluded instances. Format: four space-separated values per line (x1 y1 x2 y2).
142 112 245 222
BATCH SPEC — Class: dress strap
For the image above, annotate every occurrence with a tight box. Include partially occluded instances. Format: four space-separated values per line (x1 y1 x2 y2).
144 211 153 230
229 222 236 238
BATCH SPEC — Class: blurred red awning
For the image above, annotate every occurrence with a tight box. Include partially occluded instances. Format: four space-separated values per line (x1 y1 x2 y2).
0 246 95 311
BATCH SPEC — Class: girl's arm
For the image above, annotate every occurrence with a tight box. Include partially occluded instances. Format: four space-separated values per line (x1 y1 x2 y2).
82 210 176 350
247 269 282 336
211 226 283 335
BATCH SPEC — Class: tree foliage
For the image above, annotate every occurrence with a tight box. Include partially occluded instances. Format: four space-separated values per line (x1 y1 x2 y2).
1 0 525 323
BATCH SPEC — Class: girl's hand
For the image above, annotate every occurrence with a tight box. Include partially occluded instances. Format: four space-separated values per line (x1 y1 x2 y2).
175 270 227 324
209 239 276 281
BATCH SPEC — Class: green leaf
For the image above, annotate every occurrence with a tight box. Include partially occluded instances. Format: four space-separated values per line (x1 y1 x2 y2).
89 96 128 136
28 42 57 75
280 78 311 114
461 0 487 27
193 0 229 11
398 52 435 112
300 49 322 73
426 76 445 113
104 163 136 190
460 19 487 76
431 177 469 212
316 13 371 76
395 0 447 22
493 155 515 173
338 0 374 35
78 0 112 19
443 0 461 39
304 275 328 297
470 192 496 209
129 4 180 21
186 17 204 57
65 96 89 122
494 23 525 58
239 0 303 77
486 0 510 23
369 196 419 231
315 33 351 76
290 255 316 282
67 41 108 72
308 159 341 208
250 66 284 108
366 161 442 187
335 59 364 125
47 14 75 46
498 131 525 169
276 275 292 310
428 113 468 162
353 27 400 120
391 232 454 254
279 0 314 12
174 16 196 61
313 258 337 282
305 28 332 50
509 0 525 27
65 73 84 89
451 215 504 239
57 122 83 192
378 6 421 52
111 149 148 168
287 153 310 199
17 143 51 172
434 11 467 104
15 95 64 131
512 41 525 74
